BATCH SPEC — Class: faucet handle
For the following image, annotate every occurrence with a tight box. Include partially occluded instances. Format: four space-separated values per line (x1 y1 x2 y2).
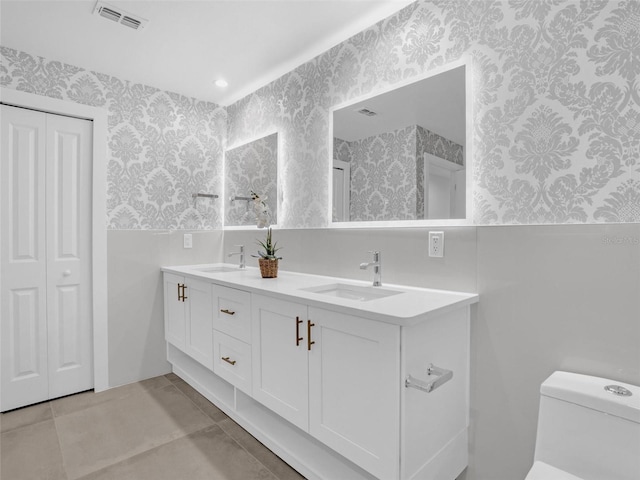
367 250 380 261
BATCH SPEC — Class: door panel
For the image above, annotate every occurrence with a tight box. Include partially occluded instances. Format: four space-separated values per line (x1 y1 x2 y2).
1 105 49 410
46 113 93 399
1 106 94 410
10 288 44 378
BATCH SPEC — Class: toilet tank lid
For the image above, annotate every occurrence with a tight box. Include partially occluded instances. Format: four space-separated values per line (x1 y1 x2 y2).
541 371 640 423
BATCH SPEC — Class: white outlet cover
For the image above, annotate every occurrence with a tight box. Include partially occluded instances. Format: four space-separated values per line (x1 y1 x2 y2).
429 231 444 257
183 233 193 249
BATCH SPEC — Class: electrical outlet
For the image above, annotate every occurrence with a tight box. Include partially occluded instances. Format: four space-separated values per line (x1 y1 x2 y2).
183 233 193 249
429 231 444 257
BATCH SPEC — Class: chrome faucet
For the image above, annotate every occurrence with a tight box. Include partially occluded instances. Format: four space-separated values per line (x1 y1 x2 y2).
360 251 382 286
228 245 245 269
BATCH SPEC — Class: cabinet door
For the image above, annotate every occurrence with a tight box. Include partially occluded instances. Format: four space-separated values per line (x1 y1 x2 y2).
252 294 309 431
184 278 213 368
308 307 401 480
164 273 186 349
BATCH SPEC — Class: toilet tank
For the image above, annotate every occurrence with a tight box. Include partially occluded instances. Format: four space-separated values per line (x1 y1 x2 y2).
534 371 640 480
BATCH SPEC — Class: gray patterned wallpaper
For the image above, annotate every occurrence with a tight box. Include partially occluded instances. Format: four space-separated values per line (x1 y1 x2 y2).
349 125 418 221
334 125 462 221
333 137 352 163
225 133 278 226
0 46 226 230
228 0 639 227
2 0 638 228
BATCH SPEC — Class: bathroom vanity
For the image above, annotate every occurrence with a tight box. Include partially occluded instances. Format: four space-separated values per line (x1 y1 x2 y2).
162 264 478 480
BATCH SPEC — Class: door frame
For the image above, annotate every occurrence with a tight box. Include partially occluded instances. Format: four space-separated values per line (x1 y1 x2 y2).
0 88 109 392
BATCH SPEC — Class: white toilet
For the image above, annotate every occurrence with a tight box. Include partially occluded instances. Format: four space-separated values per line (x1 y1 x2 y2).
525 371 640 480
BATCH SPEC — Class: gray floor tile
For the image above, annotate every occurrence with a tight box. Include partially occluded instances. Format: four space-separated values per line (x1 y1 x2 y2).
173 378 229 423
78 425 277 480
164 372 181 383
218 418 305 480
0 401 53 433
0 419 67 480
55 384 215 479
50 375 172 418
2 375 305 480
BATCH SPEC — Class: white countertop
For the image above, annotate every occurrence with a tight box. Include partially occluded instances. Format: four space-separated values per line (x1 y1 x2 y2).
162 263 478 326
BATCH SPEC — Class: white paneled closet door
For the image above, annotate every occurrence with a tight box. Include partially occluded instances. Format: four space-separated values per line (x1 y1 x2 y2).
1 104 93 411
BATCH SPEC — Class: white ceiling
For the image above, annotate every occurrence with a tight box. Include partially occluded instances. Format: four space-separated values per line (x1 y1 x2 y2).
0 0 414 106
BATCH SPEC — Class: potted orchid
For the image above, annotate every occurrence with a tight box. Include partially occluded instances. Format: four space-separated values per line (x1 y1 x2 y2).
250 190 271 228
249 191 282 278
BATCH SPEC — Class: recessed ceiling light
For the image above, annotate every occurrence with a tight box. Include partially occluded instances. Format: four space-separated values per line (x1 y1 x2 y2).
214 79 228 88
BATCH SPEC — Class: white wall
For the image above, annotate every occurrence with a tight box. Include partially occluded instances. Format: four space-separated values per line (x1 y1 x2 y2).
223 223 640 480
107 230 223 387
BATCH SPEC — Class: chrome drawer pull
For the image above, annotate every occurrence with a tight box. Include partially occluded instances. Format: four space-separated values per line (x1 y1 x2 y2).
221 356 236 366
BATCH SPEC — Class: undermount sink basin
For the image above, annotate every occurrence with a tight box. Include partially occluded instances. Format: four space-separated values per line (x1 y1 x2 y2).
191 265 242 273
301 283 402 302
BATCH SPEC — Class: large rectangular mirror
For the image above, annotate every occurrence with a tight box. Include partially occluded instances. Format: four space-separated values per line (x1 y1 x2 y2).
225 132 278 227
330 63 470 226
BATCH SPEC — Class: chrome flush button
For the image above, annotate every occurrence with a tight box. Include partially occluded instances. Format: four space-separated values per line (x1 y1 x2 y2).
604 385 632 397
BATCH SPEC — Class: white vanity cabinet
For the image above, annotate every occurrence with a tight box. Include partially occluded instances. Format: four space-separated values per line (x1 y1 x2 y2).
252 295 401 479
162 266 478 480
163 273 213 368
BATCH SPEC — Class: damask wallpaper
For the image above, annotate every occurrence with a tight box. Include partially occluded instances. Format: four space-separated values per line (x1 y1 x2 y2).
225 132 278 226
2 0 638 229
0 46 226 230
227 0 639 227
334 125 462 221
349 125 418 221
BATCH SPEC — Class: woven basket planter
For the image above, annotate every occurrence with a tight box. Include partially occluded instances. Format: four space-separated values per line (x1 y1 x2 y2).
258 258 279 278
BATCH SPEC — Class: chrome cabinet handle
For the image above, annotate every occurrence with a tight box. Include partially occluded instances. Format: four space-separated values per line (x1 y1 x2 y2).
405 364 453 393
221 356 236 366
220 309 235 315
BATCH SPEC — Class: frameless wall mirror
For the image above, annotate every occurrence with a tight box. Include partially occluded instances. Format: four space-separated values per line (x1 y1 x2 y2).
331 63 469 225
225 132 278 227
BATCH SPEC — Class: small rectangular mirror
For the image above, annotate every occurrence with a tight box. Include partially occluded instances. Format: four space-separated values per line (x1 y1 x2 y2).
331 63 469 225
225 132 278 227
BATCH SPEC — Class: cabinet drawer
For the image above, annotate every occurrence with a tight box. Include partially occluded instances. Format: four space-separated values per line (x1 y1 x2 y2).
213 330 251 395
213 285 251 342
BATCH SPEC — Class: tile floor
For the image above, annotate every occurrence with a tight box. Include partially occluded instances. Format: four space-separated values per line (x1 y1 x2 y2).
0 373 305 480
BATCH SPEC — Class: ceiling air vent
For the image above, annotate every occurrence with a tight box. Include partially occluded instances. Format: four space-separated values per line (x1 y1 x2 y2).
93 1 148 30
356 108 377 117
120 16 142 30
